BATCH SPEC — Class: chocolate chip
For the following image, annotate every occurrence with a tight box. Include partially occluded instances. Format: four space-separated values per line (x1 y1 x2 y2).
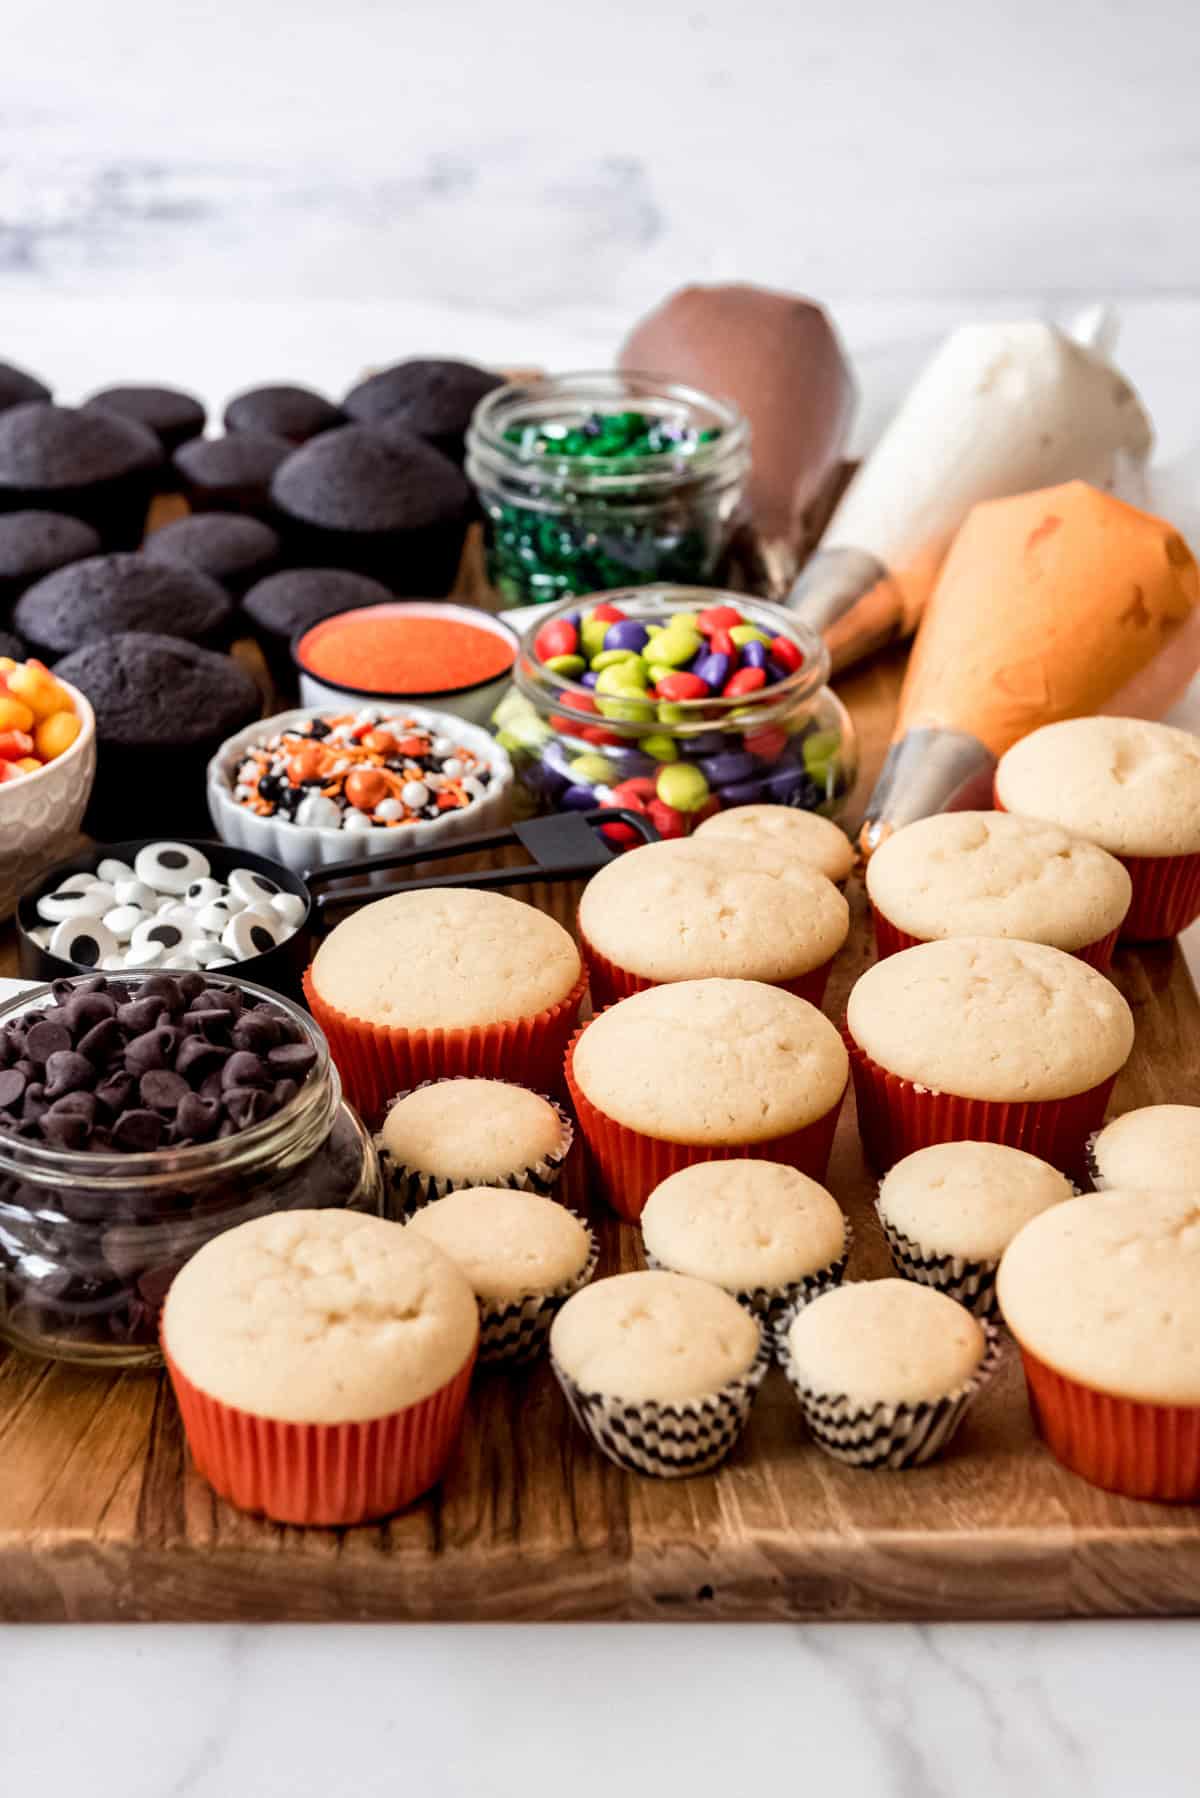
48 1091 97 1124
177 972 206 1002
21 1084 48 1125
222 1050 271 1090
77 1016 123 1065
175 1034 230 1080
186 1008 235 1040
64 992 116 1034
95 1071 135 1116
268 1041 317 1077
198 1069 225 1101
25 1020 72 1064
0 1068 26 1109
123 1027 178 1076
117 996 167 1035
232 1011 282 1054
175 1092 221 1140
112 1108 165 1152
140 975 186 1013
197 986 242 1014
42 1110 90 1150
223 1085 273 1129
272 1077 299 1109
44 1050 97 1099
139 1069 190 1114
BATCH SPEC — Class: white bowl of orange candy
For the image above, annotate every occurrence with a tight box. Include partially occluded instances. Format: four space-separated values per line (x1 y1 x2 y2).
0 654 96 920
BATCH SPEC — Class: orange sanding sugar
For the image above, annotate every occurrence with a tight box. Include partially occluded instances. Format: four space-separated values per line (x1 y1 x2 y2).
298 610 516 695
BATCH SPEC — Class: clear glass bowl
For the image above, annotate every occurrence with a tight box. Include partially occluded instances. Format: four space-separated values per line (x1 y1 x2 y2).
492 584 857 831
0 974 383 1369
465 371 751 607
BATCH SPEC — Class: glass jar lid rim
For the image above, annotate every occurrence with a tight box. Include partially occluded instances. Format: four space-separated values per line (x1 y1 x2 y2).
469 369 750 474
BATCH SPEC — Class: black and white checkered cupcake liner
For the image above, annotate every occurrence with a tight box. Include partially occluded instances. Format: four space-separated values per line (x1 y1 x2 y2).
475 1216 599 1368
779 1319 1003 1470
551 1331 772 1479
1083 1131 1108 1191
874 1205 1000 1316
645 1216 854 1361
375 1079 574 1217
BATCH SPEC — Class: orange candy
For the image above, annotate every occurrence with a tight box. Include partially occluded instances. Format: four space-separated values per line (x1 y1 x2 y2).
362 729 399 756
344 767 390 812
286 741 328 785
35 710 81 761
0 696 35 733
0 729 35 760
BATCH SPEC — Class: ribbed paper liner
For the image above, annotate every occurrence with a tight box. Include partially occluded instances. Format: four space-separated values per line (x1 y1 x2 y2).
304 964 589 1127
565 1027 846 1222
475 1217 599 1367
1017 1344 1200 1501
164 1346 477 1525
875 1204 999 1316
375 1078 575 1216
844 1029 1116 1183
645 1215 853 1360
551 1334 771 1478
579 930 833 1014
780 1320 1002 1470
870 905 1119 974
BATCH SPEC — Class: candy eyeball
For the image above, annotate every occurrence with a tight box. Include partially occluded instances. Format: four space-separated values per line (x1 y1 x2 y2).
135 842 211 894
222 909 284 961
229 867 282 907
49 916 117 968
183 877 224 908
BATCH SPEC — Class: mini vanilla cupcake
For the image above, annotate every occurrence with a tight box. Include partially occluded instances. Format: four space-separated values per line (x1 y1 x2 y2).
995 716 1200 940
406 1187 597 1365
998 1189 1200 1499
577 836 849 1009
376 1077 573 1213
162 1209 479 1525
866 811 1131 971
876 1141 1074 1314
694 805 856 883
305 888 586 1123
781 1279 1000 1469
640 1160 851 1340
1087 1104 1200 1190
549 1269 767 1477
846 938 1134 1177
566 978 849 1220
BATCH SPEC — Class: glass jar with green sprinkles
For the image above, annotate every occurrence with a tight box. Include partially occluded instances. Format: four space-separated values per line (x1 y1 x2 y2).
465 372 750 607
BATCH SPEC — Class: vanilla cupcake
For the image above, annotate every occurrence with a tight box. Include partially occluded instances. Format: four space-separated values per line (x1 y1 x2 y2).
566 978 849 1220
406 1187 596 1365
781 1279 1000 1469
998 1189 1200 1499
866 810 1131 971
694 805 855 883
550 1269 767 1477
577 837 849 1010
995 716 1200 940
305 888 586 1122
376 1077 572 1213
1087 1104 1200 1190
162 1210 479 1525
876 1141 1074 1314
846 938 1134 1176
641 1160 850 1339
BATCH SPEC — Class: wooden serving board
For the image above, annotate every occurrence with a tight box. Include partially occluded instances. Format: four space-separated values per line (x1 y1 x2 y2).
4 546 1200 1621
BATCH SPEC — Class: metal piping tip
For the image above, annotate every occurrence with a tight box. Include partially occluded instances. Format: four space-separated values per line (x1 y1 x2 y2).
784 547 905 673
859 728 998 858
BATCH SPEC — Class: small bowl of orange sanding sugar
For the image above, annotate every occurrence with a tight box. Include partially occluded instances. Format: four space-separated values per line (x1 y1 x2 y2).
293 601 519 727
207 703 514 873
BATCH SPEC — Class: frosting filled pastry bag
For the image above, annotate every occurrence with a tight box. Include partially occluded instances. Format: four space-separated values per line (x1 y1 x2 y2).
787 312 1153 670
860 479 1200 853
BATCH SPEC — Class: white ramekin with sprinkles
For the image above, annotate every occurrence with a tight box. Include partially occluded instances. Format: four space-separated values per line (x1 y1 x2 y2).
207 704 514 874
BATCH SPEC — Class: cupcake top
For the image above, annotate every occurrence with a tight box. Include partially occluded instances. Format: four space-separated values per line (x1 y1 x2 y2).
550 1269 760 1403
995 717 1200 858
241 567 393 640
578 838 849 984
55 631 260 749
83 383 206 455
270 424 471 532
344 357 502 459
162 1209 479 1423
145 512 280 591
866 811 1131 952
0 402 161 489
0 359 51 412
406 1187 592 1303
380 1078 565 1181
1089 1105 1200 1190
878 1141 1075 1261
310 888 582 1030
846 937 1133 1102
571 978 848 1143
224 382 344 444
997 1188 1200 1403
641 1159 846 1291
0 510 101 588
174 431 292 503
785 1279 987 1405
694 805 855 883
14 552 231 659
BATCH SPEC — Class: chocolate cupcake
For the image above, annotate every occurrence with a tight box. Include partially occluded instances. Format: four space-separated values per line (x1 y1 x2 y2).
54 630 260 837
145 512 280 600
0 360 51 413
240 566 392 690
173 431 291 519
0 510 101 617
224 383 343 445
0 402 162 548
0 627 24 659
83 383 206 464
345 359 503 465
14 552 232 662
270 425 472 591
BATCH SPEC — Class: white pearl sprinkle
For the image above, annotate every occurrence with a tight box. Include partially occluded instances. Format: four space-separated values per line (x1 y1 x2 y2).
401 780 430 809
375 797 403 822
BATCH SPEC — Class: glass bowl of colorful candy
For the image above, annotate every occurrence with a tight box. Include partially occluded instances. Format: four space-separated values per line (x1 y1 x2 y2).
493 586 857 838
465 372 750 606
0 656 96 922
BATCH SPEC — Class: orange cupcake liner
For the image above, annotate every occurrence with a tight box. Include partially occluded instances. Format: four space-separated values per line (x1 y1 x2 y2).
870 904 1119 974
844 1028 1116 1181
164 1345 477 1526
304 965 589 1127
579 931 833 1013
1017 1345 1200 1502
564 1026 846 1222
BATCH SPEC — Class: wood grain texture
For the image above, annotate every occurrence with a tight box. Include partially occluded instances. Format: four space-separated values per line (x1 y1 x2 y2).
3 557 1200 1621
